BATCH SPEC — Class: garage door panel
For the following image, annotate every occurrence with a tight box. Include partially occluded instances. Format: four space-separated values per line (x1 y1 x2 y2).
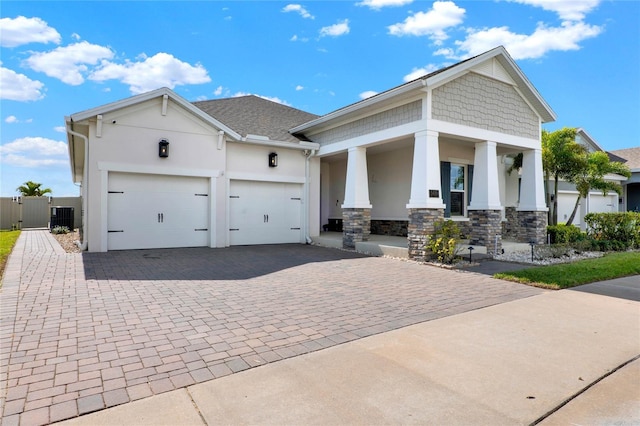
108 173 209 250
229 180 302 245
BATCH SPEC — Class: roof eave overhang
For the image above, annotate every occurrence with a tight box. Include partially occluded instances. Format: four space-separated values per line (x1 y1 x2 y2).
290 79 427 134
576 128 604 152
237 137 320 150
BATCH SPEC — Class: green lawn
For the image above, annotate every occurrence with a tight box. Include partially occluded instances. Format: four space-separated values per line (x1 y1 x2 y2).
0 230 21 287
494 251 640 289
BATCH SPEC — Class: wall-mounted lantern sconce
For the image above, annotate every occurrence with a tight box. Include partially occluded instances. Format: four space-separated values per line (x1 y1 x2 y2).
159 139 170 158
268 152 278 168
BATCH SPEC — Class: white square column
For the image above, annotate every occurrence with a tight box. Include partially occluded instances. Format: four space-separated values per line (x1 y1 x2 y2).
342 146 371 248
342 146 371 209
406 130 445 209
468 141 502 211
518 148 548 212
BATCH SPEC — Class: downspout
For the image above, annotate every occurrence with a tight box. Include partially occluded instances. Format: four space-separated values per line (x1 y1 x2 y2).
304 149 317 244
66 124 89 251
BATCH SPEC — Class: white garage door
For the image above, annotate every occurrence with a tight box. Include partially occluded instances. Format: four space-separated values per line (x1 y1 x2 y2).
108 173 209 250
589 192 617 214
557 192 580 224
229 180 302 245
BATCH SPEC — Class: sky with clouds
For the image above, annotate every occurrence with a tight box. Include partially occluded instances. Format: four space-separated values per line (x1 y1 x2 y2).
1 0 638 197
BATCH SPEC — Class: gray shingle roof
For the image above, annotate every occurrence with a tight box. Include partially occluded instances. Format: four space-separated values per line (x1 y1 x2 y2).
610 147 640 170
193 95 319 143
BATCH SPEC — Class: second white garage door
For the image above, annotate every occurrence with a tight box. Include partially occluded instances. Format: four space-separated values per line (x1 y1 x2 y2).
108 172 209 250
229 180 302 245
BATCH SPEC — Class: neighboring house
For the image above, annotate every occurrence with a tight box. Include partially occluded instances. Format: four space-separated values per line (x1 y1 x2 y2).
609 147 640 212
553 128 627 227
67 46 556 258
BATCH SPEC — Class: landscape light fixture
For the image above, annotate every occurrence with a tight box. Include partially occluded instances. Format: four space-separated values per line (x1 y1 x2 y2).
159 139 169 158
269 152 278 167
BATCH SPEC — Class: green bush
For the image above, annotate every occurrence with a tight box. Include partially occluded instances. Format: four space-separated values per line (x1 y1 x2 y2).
584 212 640 250
426 220 461 264
51 225 70 235
547 224 584 244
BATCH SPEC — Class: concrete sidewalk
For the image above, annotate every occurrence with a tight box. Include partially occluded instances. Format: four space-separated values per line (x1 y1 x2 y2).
60 283 640 425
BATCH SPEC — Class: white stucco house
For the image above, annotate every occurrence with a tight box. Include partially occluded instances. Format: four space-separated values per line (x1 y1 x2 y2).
66 46 556 258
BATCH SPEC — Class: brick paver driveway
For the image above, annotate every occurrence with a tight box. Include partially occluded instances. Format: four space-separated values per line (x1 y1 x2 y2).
0 230 543 425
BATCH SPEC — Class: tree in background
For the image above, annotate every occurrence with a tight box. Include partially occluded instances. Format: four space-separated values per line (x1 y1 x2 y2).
542 128 587 225
565 151 630 225
16 181 52 197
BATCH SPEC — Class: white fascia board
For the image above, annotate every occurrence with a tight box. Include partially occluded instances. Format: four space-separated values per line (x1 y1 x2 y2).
604 173 629 182
69 87 242 140
576 128 604 152
290 80 426 134
237 138 320 150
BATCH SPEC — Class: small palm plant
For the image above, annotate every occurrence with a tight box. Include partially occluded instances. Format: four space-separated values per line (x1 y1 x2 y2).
16 181 52 197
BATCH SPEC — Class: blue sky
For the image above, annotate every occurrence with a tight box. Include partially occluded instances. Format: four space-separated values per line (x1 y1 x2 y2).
1 0 638 197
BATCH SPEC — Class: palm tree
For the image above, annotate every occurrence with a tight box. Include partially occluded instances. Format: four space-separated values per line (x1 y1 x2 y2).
16 181 52 197
565 151 631 225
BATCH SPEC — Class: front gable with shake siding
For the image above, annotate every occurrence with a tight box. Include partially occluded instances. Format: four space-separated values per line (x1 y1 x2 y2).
292 46 556 259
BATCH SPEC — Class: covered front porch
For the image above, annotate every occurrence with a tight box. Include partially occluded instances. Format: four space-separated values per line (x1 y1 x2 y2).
313 232 534 260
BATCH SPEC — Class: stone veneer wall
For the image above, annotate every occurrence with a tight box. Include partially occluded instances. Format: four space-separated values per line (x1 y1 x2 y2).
342 208 371 249
502 207 518 239
370 220 408 237
516 211 547 244
407 208 444 261
468 210 503 256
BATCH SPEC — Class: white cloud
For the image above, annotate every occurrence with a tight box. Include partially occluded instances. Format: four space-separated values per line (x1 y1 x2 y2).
0 137 68 168
214 85 224 96
319 19 350 37
89 52 211 94
506 0 600 21
403 64 440 82
357 0 413 10
232 92 292 106
0 16 61 47
451 20 602 60
24 41 114 85
282 4 314 19
359 90 378 99
54 126 66 133
0 65 45 101
295 85 304 91
4 115 33 124
290 35 310 42
388 1 465 44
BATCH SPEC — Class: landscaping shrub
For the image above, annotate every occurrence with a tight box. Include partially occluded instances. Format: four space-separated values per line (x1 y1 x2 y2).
547 224 584 244
426 220 461 264
51 225 70 235
584 212 640 250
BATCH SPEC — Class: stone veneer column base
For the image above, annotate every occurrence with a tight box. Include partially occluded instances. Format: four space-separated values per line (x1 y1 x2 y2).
342 208 371 249
407 208 444 261
469 210 503 256
516 210 548 244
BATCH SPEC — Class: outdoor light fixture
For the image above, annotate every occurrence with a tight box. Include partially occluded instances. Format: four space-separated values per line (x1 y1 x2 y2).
159 139 169 158
269 152 278 167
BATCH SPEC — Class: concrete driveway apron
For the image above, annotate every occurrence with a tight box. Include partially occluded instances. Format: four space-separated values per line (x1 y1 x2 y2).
0 230 543 425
